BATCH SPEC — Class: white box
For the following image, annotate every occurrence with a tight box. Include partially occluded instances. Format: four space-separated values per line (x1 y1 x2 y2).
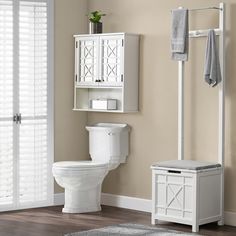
90 99 117 110
151 161 223 232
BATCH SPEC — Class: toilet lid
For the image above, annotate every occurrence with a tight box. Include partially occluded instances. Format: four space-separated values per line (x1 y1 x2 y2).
53 161 108 170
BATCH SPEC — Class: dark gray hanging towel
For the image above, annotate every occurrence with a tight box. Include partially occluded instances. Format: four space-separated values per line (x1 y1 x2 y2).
204 30 222 87
171 8 189 61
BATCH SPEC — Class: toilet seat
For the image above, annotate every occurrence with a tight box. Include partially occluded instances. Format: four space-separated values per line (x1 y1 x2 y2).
53 161 108 176
53 161 107 169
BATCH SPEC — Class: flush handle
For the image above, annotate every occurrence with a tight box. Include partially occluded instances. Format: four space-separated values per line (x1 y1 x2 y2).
108 132 115 136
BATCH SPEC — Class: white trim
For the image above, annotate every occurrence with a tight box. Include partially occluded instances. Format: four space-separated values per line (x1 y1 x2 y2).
178 61 184 161
218 2 226 226
101 193 151 213
13 0 20 211
47 0 55 206
54 193 65 206
53 192 236 226
225 211 236 227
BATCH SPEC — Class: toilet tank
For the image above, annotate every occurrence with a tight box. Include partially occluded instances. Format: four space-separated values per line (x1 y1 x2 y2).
86 123 130 170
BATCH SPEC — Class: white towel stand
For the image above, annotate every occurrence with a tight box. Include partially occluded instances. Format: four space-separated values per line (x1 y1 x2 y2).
151 4 225 232
177 2 225 224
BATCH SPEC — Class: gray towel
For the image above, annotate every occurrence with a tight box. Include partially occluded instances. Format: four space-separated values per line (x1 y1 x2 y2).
204 30 222 87
171 8 189 61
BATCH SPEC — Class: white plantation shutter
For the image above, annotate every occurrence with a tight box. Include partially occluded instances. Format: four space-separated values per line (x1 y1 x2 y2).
19 0 49 205
0 0 13 118
0 0 53 210
0 121 13 206
19 0 47 117
0 0 13 207
19 120 48 203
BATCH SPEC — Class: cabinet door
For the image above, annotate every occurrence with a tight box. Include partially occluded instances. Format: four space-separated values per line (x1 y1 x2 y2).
76 37 99 86
100 36 124 86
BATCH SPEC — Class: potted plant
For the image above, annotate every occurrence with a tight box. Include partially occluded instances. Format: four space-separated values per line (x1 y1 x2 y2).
88 11 106 34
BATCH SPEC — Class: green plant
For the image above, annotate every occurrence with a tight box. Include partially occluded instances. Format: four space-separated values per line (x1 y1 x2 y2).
88 11 106 23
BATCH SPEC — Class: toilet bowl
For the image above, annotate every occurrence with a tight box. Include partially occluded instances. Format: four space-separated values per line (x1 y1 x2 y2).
53 123 130 213
53 161 108 213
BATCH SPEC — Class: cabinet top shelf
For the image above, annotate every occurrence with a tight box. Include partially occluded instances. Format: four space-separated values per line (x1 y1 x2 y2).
73 32 139 37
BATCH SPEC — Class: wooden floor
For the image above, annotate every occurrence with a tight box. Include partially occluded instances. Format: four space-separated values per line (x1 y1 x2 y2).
0 205 235 236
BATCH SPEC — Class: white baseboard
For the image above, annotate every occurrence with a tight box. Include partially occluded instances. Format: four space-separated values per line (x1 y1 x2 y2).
101 193 151 213
54 193 64 205
224 211 236 227
54 192 236 227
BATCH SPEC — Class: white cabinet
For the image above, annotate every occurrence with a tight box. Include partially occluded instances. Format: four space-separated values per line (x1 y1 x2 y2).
73 33 139 113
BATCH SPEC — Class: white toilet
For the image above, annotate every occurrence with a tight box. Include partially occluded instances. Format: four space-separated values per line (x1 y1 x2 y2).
52 123 130 213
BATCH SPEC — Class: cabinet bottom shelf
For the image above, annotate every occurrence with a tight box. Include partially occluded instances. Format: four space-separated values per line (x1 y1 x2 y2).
73 108 124 113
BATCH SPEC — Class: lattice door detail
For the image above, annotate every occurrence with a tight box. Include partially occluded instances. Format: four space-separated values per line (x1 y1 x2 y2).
101 38 122 84
78 39 98 83
155 174 193 220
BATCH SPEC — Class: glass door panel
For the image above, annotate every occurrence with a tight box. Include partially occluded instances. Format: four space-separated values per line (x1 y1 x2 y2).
100 36 123 86
77 37 99 85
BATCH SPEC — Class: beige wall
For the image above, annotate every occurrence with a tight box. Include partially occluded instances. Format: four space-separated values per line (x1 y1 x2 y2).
54 0 89 193
87 0 236 213
53 0 236 213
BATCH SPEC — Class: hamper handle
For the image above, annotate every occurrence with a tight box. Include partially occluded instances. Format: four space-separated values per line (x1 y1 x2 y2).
168 170 181 174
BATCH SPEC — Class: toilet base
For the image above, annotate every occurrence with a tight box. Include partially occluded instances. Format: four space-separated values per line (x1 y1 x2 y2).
62 205 101 214
63 184 102 213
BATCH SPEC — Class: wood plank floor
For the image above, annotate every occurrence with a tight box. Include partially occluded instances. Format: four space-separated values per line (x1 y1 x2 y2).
0 205 235 236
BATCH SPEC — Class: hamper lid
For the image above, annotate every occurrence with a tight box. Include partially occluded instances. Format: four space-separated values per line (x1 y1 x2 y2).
151 160 221 171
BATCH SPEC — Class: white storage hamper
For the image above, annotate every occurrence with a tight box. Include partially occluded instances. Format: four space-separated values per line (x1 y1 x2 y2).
151 160 223 232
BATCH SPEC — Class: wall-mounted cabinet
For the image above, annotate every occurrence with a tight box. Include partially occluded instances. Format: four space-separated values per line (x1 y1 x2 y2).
73 33 139 113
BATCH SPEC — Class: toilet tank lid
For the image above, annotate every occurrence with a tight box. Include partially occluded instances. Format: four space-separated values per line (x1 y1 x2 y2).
86 123 130 132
